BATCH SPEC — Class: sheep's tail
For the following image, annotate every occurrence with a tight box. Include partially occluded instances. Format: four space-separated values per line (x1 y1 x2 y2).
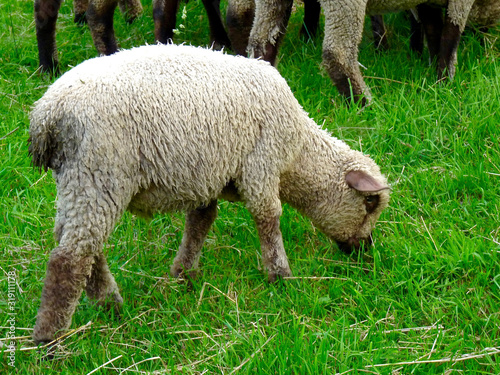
28 99 64 173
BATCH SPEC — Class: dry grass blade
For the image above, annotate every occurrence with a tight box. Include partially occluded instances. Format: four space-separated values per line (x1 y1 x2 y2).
109 309 156 342
381 324 444 334
20 321 93 351
0 126 19 140
197 282 236 308
365 347 500 368
119 356 162 374
0 335 31 341
86 355 123 375
229 334 276 374
421 216 439 252
175 330 222 349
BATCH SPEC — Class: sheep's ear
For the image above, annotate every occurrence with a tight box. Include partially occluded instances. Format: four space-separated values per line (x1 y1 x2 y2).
345 170 390 193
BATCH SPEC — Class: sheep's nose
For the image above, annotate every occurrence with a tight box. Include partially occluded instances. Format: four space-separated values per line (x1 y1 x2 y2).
337 236 372 254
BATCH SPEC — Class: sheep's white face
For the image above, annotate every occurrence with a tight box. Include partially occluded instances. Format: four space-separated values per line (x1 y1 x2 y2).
309 170 390 253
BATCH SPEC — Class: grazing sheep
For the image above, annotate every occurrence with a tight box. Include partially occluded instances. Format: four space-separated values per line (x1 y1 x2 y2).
226 0 321 56
29 44 390 344
35 0 143 73
242 0 493 105
35 0 231 73
89 0 231 56
373 3 500 57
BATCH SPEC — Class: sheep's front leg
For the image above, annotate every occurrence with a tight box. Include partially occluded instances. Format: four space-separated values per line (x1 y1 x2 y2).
171 200 218 278
247 0 294 64
437 0 474 79
370 15 388 51
437 16 461 79
321 0 371 105
34 0 62 73
201 0 231 50
87 0 119 55
85 252 123 311
254 208 292 283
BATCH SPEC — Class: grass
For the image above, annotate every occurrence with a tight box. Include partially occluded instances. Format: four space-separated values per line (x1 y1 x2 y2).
1 0 499 373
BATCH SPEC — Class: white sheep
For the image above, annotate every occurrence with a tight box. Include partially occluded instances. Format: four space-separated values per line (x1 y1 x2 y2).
28 44 390 344
239 0 494 105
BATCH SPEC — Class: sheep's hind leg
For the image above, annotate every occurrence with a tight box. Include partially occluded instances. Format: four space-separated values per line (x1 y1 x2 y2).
33 244 98 345
33 169 127 345
85 252 123 314
118 0 143 23
35 0 63 73
416 5 443 59
301 0 321 39
87 0 119 55
171 200 218 278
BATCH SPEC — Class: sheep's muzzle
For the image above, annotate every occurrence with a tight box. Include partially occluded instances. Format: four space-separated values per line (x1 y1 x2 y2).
337 236 372 254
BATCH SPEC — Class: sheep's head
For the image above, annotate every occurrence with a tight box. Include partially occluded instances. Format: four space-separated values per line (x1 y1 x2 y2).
302 166 390 254
334 170 391 253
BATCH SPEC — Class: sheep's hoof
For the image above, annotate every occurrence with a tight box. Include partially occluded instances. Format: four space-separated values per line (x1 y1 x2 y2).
170 263 199 279
171 269 197 292
74 12 87 25
38 62 60 77
268 269 292 284
96 292 123 316
125 15 139 25
34 340 56 361
123 7 143 24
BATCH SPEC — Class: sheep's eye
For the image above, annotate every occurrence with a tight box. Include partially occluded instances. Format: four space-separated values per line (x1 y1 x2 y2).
364 195 379 214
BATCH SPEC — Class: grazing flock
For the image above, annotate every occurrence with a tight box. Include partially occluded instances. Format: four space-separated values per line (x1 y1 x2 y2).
29 0 497 345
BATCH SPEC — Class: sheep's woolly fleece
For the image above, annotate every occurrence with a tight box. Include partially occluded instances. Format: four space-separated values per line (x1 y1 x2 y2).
30 44 389 243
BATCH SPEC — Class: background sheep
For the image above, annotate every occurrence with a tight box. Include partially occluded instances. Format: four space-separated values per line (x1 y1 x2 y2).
35 0 231 73
35 0 143 72
89 0 231 57
242 0 491 105
226 0 322 55
373 3 500 57
28 44 390 344
154 0 231 49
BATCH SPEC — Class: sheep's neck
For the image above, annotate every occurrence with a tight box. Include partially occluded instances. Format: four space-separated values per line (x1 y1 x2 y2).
279 126 339 214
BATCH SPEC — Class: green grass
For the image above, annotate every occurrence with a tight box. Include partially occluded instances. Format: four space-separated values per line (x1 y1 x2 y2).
1 1 499 373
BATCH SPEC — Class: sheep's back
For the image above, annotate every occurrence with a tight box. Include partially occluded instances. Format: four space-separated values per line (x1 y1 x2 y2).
31 44 308 211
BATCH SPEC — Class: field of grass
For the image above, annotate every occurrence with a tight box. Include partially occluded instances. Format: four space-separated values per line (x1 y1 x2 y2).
1 0 499 373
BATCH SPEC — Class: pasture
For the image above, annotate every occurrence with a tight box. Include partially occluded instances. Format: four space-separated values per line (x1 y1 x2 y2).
1 0 499 373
